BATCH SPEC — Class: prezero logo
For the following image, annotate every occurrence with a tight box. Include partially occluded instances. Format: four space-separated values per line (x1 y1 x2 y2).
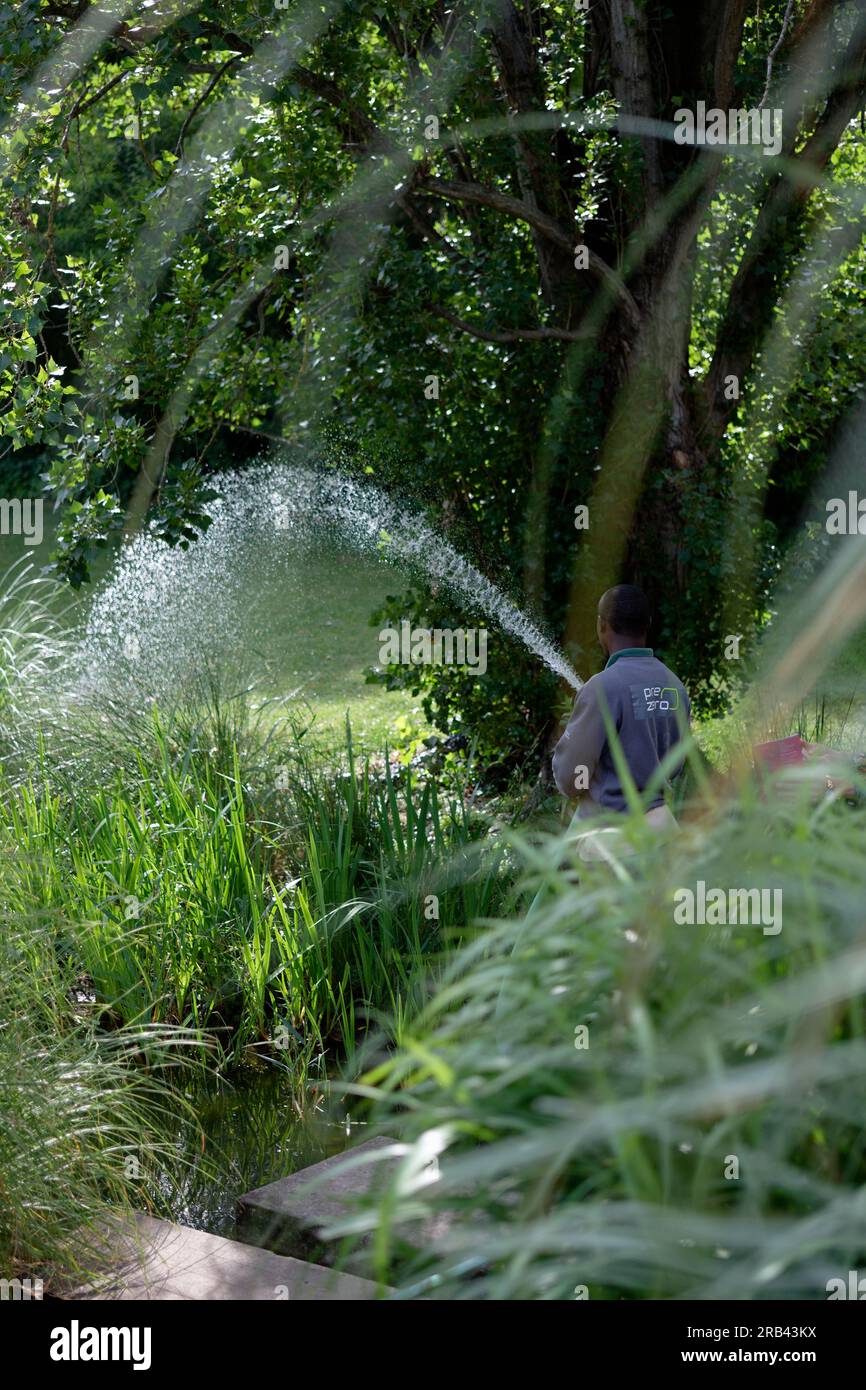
632 684 679 718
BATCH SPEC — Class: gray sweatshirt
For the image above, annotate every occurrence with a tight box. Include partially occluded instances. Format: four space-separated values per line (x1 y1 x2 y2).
552 648 690 817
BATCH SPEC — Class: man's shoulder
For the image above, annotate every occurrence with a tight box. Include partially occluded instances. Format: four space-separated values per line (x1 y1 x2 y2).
645 658 690 714
581 667 626 707
649 657 688 691
580 659 686 693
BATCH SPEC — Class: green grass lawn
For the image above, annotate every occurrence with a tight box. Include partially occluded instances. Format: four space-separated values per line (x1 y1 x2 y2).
247 545 433 749
0 529 431 752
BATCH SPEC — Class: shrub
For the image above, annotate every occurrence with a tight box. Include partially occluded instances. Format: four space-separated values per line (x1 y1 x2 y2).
346 758 866 1299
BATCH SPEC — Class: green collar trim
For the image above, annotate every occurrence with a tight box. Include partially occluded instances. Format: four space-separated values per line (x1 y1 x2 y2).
605 647 653 668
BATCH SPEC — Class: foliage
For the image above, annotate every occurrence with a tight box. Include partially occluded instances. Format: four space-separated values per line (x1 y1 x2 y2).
1 700 512 1067
3 2 864 754
0 873 185 1288
345 757 866 1299
366 582 562 780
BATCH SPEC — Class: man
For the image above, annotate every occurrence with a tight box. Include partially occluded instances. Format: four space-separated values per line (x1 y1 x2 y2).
494 586 690 1005
553 586 690 846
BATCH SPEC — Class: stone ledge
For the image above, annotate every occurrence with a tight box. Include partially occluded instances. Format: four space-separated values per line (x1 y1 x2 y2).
59 1212 385 1301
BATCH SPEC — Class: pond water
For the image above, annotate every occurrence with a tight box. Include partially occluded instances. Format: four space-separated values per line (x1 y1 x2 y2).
0 514 407 1233
0 517 401 1232
151 1068 360 1237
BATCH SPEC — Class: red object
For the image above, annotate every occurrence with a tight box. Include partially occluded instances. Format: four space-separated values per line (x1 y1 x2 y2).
752 735 807 772
753 737 808 799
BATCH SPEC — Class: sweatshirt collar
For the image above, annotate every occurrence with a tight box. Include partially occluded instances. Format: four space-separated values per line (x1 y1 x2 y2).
605 647 653 668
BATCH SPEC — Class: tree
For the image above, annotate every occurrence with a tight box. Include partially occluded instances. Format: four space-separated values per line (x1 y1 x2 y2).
2 1 866 760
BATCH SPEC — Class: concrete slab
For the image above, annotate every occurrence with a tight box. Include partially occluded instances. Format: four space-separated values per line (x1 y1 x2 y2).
60 1212 383 1301
236 1135 452 1270
236 1135 400 1265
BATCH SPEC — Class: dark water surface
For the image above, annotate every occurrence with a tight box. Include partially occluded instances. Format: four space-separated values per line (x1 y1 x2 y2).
154 1067 359 1236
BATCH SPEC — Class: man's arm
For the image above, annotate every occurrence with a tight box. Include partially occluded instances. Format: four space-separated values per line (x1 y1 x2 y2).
669 691 692 780
552 679 608 798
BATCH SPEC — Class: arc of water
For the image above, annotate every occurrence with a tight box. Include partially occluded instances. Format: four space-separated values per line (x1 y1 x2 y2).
75 461 582 701
24 3 864 709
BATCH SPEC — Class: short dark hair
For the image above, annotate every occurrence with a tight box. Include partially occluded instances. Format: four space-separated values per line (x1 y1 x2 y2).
598 584 651 639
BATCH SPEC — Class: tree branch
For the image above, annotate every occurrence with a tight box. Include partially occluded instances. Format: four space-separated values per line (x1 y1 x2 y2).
176 55 241 155
292 64 379 146
486 0 582 306
608 0 662 200
60 70 129 154
427 303 591 343
487 0 558 205
418 177 563 248
420 177 640 327
290 66 464 260
759 0 798 108
786 0 837 65
713 0 750 108
704 11 866 444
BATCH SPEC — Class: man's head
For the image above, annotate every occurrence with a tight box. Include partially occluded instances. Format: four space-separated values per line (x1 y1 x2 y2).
597 584 651 656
